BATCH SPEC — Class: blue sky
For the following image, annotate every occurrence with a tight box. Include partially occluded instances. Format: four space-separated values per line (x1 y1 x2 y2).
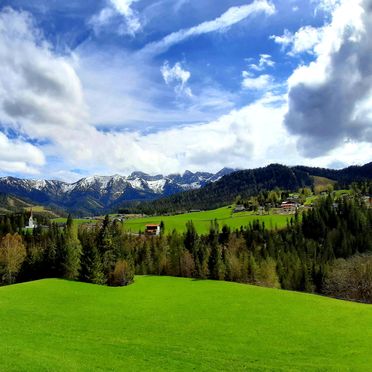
0 0 371 181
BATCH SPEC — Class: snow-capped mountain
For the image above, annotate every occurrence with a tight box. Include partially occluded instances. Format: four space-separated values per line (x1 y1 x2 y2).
0 169 236 215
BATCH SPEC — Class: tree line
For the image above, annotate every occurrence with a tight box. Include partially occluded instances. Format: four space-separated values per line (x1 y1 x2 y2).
0 195 371 302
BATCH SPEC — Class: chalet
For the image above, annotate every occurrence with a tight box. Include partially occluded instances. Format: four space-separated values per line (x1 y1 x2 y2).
234 205 245 213
280 201 298 213
145 224 161 236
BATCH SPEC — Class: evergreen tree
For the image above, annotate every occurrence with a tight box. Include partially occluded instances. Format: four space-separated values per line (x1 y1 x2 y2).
63 215 82 280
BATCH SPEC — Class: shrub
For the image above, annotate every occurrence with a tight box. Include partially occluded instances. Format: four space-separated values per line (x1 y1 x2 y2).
110 260 134 286
324 254 372 303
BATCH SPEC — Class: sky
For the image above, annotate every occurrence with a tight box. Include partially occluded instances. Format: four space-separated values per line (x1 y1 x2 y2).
0 0 371 181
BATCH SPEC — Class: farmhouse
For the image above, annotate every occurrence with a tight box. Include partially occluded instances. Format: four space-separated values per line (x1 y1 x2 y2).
234 205 245 213
280 201 298 213
145 224 161 236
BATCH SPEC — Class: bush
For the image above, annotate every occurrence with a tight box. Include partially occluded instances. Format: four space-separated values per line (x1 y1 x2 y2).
324 254 372 303
110 260 134 286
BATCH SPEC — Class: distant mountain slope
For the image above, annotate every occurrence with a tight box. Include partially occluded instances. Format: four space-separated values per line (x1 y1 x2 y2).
293 162 372 185
1 163 370 216
0 193 60 218
0 193 32 214
0 168 236 216
126 162 372 214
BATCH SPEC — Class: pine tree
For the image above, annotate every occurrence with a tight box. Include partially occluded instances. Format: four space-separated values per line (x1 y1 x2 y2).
63 215 82 280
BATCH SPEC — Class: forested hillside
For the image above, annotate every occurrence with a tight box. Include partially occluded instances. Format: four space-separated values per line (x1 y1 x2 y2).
122 163 372 214
0 194 371 303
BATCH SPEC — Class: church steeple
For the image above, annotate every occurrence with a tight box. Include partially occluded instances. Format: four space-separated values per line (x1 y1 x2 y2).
27 208 35 229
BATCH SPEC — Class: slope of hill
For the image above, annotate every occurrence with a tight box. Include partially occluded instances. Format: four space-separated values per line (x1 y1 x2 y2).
0 168 235 216
128 162 372 214
0 277 371 371
295 162 372 185
0 193 60 218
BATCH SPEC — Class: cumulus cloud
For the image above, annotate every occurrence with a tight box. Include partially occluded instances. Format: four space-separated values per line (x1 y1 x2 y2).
242 54 274 91
271 26 324 55
312 0 341 13
1 4 370 179
161 61 192 97
140 0 275 56
0 132 45 174
90 0 142 36
242 71 272 90
0 7 87 139
0 6 291 175
285 0 372 156
248 54 275 71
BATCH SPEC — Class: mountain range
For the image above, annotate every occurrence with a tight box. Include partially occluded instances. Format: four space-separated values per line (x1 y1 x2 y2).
0 168 235 215
0 162 371 216
127 162 372 214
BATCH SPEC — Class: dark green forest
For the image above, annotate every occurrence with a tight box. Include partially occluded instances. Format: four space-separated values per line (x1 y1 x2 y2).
0 193 371 303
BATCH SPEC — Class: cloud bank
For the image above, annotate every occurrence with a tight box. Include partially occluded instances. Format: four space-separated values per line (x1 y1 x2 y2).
285 0 372 156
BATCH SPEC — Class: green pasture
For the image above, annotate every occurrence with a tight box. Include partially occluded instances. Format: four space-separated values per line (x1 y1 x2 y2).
0 276 371 371
123 206 291 234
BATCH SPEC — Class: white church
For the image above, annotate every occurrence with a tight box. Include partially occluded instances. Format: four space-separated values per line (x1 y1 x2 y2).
25 209 37 229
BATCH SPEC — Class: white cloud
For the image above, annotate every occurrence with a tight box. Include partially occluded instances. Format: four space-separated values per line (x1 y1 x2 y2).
161 61 192 97
242 71 272 90
140 0 275 56
0 4 370 180
111 0 142 35
270 29 293 48
248 54 275 71
0 132 45 174
0 7 87 140
312 0 341 13
271 26 324 55
285 0 372 156
90 0 142 36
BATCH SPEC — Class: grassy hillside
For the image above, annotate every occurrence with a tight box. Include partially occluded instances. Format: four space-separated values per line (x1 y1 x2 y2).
0 193 60 218
0 277 371 371
123 206 290 234
312 176 337 193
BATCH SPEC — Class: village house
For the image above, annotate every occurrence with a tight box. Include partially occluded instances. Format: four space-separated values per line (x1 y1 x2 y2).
280 201 299 213
233 205 245 213
145 224 161 236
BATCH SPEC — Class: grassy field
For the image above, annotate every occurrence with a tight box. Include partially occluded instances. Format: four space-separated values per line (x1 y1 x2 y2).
123 206 291 234
0 277 371 371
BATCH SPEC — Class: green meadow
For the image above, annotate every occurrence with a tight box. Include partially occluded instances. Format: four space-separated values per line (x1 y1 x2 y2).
0 276 371 371
123 206 290 234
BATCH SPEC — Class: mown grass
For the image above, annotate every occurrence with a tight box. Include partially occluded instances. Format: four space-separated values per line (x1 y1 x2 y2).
123 206 290 234
0 276 371 371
